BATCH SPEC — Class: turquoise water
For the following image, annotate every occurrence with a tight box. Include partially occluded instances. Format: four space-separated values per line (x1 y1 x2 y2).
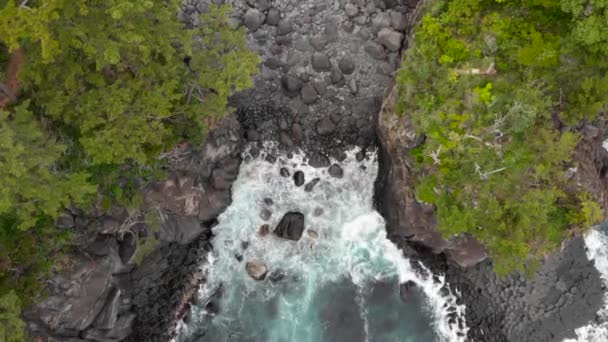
177 146 467 342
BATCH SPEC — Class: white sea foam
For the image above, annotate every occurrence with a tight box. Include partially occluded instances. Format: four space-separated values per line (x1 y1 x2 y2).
176 143 468 341
564 228 608 342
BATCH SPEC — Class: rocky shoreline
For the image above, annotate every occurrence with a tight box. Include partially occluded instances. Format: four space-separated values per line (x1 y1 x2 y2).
23 1 607 341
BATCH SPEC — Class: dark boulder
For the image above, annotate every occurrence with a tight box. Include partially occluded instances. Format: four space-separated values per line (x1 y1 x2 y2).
293 171 305 186
274 212 305 241
258 224 271 236
246 261 268 280
328 164 344 178
304 178 321 192
399 280 418 302
280 167 291 177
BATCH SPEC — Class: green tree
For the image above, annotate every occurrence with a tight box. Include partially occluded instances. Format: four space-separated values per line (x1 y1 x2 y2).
0 290 25 342
397 0 606 275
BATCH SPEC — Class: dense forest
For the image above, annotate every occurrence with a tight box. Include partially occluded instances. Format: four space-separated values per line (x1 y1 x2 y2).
0 1 257 340
397 0 607 275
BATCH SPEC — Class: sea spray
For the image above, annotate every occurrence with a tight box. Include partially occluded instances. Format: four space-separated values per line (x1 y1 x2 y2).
177 144 468 342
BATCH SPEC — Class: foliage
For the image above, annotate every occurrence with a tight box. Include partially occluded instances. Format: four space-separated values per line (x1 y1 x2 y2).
0 0 257 314
397 0 606 275
0 290 25 342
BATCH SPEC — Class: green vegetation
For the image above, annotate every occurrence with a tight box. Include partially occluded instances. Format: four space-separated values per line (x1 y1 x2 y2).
0 291 25 342
0 0 258 332
397 0 607 275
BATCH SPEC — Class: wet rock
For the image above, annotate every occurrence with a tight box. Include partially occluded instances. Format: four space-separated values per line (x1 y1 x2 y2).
246 261 268 280
338 57 355 75
328 164 344 178
331 67 344 84
93 287 121 330
258 224 271 236
100 217 120 235
246 128 260 141
309 152 330 168
266 8 280 26
293 170 305 186
260 208 272 221
364 41 387 60
399 280 418 302
316 117 336 136
307 229 319 239
301 84 318 104
313 207 324 216
205 301 220 316
345 3 359 17
372 12 392 31
281 74 303 97
280 167 291 177
241 240 249 250
263 198 274 206
268 270 286 283
377 28 404 52
244 9 265 31
311 52 331 72
274 212 305 241
304 178 321 192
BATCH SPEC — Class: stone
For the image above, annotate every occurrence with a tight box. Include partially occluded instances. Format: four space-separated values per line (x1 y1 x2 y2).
279 131 295 146
100 217 120 234
293 171 305 186
260 208 272 221
264 58 282 70
248 0 271 11
118 232 137 265
159 214 203 245
93 287 121 330
331 67 344 84
258 224 270 236
364 41 387 60
349 78 358 94
372 12 392 31
310 34 328 51
246 128 260 141
56 212 75 229
313 207 324 216
266 8 280 26
274 212 305 241
244 9 265 31
281 74 303 97
291 123 304 143
399 280 418 302
268 270 286 282
389 11 407 31
342 20 355 33
246 261 268 280
301 85 318 104
345 4 359 17
316 117 336 135
277 20 294 35
338 57 355 75
276 35 291 46
377 28 404 52
263 198 274 206
307 229 319 239
328 164 344 178
280 167 290 177
304 178 321 192
309 152 331 168
311 53 331 72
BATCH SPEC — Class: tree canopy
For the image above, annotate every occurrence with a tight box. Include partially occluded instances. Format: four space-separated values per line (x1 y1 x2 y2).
397 0 606 275
0 0 258 334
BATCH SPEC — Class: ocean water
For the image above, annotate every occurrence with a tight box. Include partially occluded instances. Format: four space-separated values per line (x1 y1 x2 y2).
564 223 608 342
176 145 467 342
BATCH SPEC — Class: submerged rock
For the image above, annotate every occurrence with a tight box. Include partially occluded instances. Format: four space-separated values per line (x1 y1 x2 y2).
274 212 305 241
260 208 272 221
280 167 290 177
328 164 344 178
246 261 268 281
399 280 417 302
307 229 319 239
